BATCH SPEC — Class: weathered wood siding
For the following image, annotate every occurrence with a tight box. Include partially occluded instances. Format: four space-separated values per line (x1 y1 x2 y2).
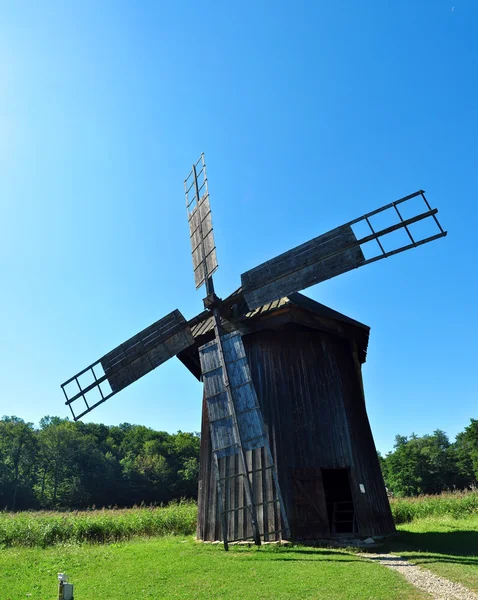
241 225 365 310
197 325 395 541
196 393 281 542
101 310 194 393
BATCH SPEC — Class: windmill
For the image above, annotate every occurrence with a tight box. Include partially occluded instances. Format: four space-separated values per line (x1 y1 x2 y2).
61 153 446 548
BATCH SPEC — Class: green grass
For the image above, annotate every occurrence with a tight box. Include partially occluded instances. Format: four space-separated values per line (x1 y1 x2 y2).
3 489 476 548
390 488 478 524
391 514 478 593
1 492 477 598
0 536 428 600
389 490 478 592
0 501 197 547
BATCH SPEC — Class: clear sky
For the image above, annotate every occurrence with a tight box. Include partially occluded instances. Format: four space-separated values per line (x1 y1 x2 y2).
0 1 476 454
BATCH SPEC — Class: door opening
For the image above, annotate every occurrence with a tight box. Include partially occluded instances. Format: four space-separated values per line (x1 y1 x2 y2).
321 468 356 535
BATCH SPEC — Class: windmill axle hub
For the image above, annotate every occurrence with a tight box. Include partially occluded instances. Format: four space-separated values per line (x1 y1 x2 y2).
203 292 222 310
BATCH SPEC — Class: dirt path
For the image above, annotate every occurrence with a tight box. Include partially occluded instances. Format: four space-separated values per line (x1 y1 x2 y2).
360 553 478 600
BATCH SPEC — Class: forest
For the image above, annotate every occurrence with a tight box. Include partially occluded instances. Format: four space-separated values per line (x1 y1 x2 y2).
0 416 200 511
379 421 478 496
0 415 477 511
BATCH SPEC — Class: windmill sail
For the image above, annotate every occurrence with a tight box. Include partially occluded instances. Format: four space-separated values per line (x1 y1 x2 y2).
185 154 289 548
241 190 447 310
185 154 218 290
61 310 194 421
200 332 270 458
199 330 290 544
242 224 365 310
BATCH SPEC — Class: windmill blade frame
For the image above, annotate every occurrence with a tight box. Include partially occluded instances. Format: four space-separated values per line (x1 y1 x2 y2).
200 330 291 546
241 190 447 310
61 309 194 421
185 153 218 290
185 154 290 549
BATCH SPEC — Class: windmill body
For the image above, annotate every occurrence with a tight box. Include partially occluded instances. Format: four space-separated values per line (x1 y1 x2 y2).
61 154 446 547
180 293 393 540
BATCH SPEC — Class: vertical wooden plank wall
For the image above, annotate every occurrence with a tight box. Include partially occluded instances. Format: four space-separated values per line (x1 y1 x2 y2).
197 325 395 541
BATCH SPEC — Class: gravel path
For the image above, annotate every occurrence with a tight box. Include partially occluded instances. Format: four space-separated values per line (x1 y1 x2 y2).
360 553 478 600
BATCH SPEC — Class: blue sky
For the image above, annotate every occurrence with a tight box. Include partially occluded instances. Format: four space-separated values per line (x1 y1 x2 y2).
0 1 476 454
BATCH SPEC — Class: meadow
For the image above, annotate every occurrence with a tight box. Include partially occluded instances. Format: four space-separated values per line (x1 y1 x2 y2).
388 490 478 594
0 537 428 600
390 488 478 523
393 514 478 594
0 501 197 548
1 489 477 548
0 490 477 599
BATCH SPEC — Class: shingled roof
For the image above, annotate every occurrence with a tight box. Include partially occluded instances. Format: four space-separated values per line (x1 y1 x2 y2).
178 291 370 380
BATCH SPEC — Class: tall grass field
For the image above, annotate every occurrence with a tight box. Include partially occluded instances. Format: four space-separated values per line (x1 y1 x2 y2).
390 488 478 524
0 489 477 548
0 500 197 547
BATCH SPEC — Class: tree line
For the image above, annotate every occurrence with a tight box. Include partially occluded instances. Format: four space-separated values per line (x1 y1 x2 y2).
379 421 478 497
0 416 200 511
1 415 477 510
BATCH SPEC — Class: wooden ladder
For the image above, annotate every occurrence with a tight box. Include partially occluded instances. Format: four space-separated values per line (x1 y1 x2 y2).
331 500 355 534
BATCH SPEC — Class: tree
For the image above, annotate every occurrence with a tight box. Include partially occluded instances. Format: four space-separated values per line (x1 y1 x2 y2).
37 418 86 507
453 419 478 485
7 412 477 507
0 416 203 510
0 417 37 510
382 434 428 496
382 430 461 496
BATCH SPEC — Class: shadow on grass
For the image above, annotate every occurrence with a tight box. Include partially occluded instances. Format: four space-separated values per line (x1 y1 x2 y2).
225 547 361 562
250 556 359 562
390 530 478 566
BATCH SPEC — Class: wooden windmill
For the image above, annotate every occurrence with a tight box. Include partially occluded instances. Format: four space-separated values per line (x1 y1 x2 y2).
61 153 446 548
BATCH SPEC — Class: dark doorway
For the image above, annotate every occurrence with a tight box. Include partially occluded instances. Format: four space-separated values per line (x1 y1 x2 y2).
321 468 356 535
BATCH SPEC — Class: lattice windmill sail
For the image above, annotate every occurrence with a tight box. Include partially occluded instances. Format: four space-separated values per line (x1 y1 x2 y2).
61 311 194 421
183 155 288 547
185 155 218 290
61 153 447 549
241 190 445 309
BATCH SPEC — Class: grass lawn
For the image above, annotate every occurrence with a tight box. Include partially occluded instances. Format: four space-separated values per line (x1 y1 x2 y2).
0 536 428 600
392 515 478 593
